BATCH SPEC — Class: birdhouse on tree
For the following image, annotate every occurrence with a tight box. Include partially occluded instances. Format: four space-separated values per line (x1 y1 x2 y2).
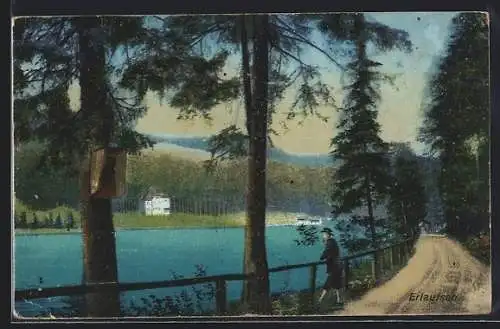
89 147 127 199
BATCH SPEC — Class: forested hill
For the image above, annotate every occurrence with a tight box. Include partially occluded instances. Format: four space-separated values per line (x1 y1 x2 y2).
148 134 440 172
14 140 442 223
148 134 333 167
147 134 444 224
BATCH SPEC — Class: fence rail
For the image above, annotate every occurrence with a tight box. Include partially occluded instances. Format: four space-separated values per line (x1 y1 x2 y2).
15 238 417 315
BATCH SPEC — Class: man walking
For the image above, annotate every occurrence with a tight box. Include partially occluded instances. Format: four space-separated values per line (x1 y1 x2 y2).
318 227 343 305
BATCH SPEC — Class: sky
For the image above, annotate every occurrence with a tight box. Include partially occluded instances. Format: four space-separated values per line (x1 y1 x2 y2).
68 12 466 156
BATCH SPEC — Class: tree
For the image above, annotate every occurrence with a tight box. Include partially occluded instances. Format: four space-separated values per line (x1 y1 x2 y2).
419 13 489 238
44 214 51 228
31 212 39 229
387 143 427 239
421 156 445 228
19 211 28 228
74 17 123 316
240 14 272 313
14 16 155 316
120 14 338 313
14 141 79 210
54 213 63 229
324 13 412 278
48 212 54 227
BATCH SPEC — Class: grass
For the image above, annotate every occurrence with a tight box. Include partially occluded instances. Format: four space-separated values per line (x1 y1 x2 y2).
222 259 388 315
113 212 244 229
461 232 490 265
14 200 299 234
28 257 403 317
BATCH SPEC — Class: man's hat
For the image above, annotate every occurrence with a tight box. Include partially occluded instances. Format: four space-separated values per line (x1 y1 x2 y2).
320 227 333 235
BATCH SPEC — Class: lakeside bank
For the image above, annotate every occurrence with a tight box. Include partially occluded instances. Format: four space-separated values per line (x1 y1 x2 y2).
14 211 304 235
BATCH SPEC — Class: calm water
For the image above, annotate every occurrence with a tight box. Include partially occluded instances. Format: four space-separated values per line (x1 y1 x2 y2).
14 224 347 316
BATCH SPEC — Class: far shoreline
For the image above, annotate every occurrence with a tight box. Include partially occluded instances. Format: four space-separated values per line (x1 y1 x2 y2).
14 223 299 236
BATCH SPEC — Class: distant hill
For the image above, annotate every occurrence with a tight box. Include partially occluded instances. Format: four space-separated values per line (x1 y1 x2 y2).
146 135 440 180
147 134 333 167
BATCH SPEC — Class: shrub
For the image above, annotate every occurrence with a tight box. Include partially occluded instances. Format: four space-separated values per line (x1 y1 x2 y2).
48 212 54 228
14 213 20 227
125 265 215 316
54 213 63 229
347 275 376 299
31 213 39 229
66 212 76 229
464 232 490 264
44 214 51 228
19 211 28 228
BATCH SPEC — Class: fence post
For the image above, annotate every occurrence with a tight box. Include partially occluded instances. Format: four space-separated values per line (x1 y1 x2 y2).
309 263 317 300
215 279 227 315
344 259 350 290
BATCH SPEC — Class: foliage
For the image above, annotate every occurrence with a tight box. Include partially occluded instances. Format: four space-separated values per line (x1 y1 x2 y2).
31 213 39 229
463 232 490 265
294 225 320 246
328 14 413 254
13 17 156 173
118 14 339 171
15 144 332 215
37 265 215 317
387 143 428 239
347 275 377 299
418 12 489 239
14 142 79 210
126 265 215 316
14 203 299 232
14 210 75 230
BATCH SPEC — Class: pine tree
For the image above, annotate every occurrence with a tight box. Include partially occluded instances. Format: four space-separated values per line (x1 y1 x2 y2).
120 14 337 313
419 13 489 238
31 212 39 229
325 14 412 279
14 16 155 316
48 212 55 227
19 211 28 228
44 214 51 228
387 143 427 239
14 213 20 228
421 155 445 227
55 213 63 229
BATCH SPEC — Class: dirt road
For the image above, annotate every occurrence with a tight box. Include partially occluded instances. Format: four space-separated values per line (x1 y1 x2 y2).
336 235 491 315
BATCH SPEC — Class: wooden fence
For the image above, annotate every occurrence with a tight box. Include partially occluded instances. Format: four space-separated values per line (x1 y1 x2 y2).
15 238 416 315
111 196 245 215
111 196 330 217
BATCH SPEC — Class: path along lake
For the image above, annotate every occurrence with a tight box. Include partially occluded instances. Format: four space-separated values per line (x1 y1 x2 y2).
14 224 356 316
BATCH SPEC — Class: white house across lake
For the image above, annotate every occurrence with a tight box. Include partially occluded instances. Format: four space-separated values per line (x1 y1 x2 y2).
138 195 172 216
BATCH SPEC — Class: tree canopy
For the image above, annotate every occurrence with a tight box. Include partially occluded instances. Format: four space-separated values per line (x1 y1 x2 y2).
418 12 489 238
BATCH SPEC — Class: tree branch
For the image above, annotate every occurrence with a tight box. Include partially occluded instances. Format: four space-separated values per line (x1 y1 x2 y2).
273 17 346 71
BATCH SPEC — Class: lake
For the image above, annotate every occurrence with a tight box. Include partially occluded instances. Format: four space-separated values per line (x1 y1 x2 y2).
14 224 353 317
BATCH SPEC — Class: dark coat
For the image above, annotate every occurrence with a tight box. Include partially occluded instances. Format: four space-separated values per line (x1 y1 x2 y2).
320 237 341 274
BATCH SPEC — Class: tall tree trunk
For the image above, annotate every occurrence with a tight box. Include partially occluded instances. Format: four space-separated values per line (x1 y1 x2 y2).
400 201 410 236
239 13 252 303
365 174 380 279
76 17 121 317
355 13 381 282
242 14 271 314
240 14 253 136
